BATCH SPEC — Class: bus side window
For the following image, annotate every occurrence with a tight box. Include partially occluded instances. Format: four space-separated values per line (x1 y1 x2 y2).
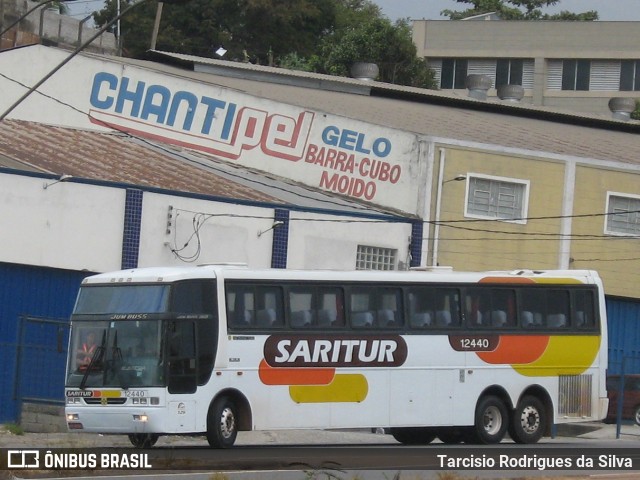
289 288 313 328
408 288 435 329
255 286 284 327
573 289 595 328
435 288 460 327
350 289 374 328
546 289 570 329
519 288 544 328
318 288 345 327
226 287 253 328
378 288 403 328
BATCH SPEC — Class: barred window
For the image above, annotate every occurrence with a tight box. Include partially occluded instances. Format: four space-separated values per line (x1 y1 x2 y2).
605 193 640 236
465 174 529 223
356 245 397 271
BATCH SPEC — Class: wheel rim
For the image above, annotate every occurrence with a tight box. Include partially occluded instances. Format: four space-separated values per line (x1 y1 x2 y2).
483 405 503 435
634 407 640 425
219 406 236 439
519 405 540 434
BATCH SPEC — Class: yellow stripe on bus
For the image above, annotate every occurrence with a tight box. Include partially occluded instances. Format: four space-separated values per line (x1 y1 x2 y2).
289 374 368 403
512 335 600 376
95 390 122 398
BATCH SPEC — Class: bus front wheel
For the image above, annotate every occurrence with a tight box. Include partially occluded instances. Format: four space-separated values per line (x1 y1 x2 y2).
509 395 546 444
128 433 159 448
207 397 238 448
472 395 508 444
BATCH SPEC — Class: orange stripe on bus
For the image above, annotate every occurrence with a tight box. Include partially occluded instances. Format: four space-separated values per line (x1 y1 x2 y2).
476 335 550 364
258 359 335 386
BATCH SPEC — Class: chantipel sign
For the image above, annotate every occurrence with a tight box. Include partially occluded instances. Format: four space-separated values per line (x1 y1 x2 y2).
88 71 404 203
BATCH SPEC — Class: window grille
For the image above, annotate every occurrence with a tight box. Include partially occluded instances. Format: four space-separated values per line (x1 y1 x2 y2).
356 245 397 271
605 193 640 236
559 374 592 418
465 174 528 222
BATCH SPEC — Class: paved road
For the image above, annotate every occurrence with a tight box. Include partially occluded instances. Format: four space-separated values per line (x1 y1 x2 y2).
1 422 639 479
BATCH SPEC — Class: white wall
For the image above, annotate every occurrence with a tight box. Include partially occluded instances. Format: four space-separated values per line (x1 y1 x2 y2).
287 210 412 270
0 174 125 272
138 193 275 268
0 171 415 273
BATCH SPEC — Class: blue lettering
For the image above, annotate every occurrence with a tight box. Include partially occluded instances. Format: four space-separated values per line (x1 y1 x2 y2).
141 85 171 123
167 91 198 130
354 132 371 155
322 126 340 146
200 97 227 135
372 138 391 157
90 72 117 110
115 77 145 117
339 129 358 150
220 103 237 140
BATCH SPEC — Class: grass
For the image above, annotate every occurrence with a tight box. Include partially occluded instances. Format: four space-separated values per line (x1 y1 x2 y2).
2 423 24 435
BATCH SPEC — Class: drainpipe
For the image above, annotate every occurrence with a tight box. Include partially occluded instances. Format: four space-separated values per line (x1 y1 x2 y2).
431 148 446 266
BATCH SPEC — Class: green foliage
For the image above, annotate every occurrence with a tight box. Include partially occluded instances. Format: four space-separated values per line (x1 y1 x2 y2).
3 423 24 435
441 0 598 20
632 100 640 121
92 0 436 88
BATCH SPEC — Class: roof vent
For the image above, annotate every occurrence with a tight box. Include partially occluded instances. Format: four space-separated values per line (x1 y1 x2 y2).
465 74 492 100
608 97 636 121
497 84 525 102
350 62 379 81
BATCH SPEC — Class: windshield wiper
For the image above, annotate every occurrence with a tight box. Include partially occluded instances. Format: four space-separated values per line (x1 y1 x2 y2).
79 345 104 390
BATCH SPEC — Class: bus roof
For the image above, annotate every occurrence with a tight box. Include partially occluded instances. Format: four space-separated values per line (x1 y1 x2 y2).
80 265 602 286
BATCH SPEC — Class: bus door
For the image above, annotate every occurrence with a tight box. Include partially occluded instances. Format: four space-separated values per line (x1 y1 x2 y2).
166 320 198 431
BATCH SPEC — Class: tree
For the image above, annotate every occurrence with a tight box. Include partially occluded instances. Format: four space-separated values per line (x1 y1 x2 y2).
314 17 436 88
93 0 436 88
441 0 598 20
94 0 336 61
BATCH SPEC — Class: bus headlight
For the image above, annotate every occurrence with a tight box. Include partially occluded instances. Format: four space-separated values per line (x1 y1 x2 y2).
67 413 79 421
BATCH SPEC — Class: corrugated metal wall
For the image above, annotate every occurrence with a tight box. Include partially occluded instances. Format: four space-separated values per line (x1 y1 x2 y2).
0 263 91 422
606 297 640 376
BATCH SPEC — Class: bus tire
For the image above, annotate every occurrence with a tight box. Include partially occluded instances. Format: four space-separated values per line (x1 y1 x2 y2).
472 395 508 444
437 427 464 444
128 433 159 448
509 395 546 444
206 397 238 448
390 427 436 445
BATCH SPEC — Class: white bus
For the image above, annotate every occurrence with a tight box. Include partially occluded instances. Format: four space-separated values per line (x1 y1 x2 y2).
64 265 608 448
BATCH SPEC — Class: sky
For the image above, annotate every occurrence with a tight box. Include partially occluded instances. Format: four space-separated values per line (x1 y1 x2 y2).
373 0 640 21
66 0 640 26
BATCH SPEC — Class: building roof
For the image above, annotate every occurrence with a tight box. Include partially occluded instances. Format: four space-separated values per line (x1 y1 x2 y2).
0 119 398 215
143 50 640 167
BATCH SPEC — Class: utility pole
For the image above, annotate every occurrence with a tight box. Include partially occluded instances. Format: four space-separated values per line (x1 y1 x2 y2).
150 1 163 50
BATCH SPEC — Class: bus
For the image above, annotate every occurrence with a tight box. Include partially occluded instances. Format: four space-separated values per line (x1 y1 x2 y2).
64 265 608 448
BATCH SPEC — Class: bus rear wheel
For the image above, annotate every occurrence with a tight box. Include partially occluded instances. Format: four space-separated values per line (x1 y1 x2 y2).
128 433 159 448
391 427 436 445
509 395 546 444
207 397 238 448
471 395 508 444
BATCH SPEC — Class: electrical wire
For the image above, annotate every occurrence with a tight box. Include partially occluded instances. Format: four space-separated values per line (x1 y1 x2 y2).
2 71 640 264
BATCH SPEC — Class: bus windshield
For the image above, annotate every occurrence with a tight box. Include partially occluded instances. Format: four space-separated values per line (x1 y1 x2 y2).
66 319 164 388
74 285 170 314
